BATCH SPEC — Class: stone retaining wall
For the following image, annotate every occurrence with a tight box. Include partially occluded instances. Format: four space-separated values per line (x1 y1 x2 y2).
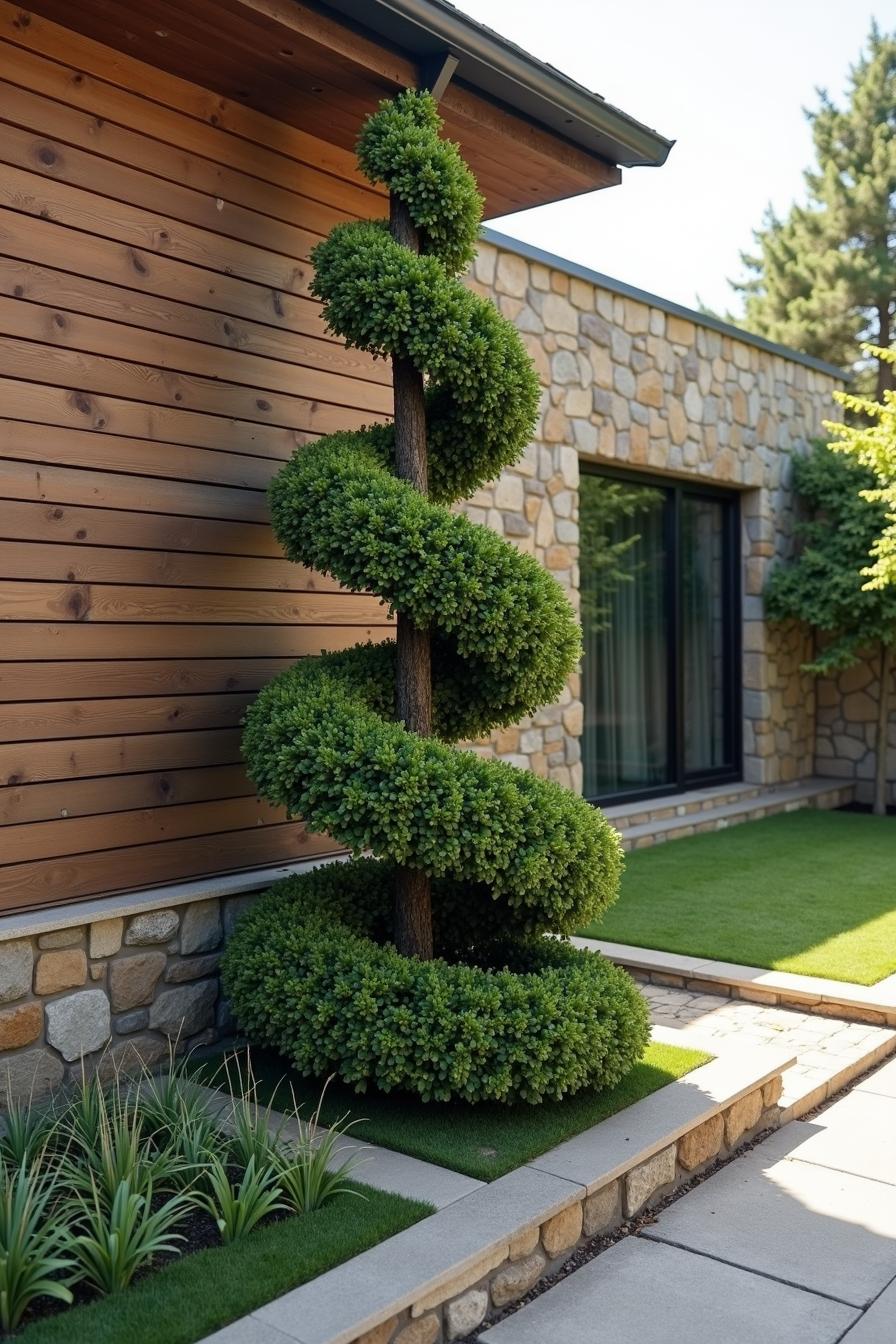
0 894 252 1100
355 1079 783 1344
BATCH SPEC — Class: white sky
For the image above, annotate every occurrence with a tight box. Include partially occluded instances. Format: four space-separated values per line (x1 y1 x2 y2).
456 0 896 317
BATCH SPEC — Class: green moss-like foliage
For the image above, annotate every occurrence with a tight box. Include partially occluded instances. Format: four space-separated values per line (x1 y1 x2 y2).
223 90 648 1104
223 864 648 1104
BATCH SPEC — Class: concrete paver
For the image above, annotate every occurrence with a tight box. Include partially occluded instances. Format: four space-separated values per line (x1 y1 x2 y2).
480 1053 896 1344
786 1090 896 1185
856 1054 896 1099
645 1124 896 1306
642 981 896 1116
478 1237 859 1344
840 1279 896 1343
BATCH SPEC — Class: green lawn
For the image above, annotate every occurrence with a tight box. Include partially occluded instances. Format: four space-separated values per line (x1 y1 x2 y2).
581 810 896 985
195 1041 710 1182
22 1184 430 1344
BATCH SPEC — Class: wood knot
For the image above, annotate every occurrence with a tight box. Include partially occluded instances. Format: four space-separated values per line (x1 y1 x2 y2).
65 585 91 622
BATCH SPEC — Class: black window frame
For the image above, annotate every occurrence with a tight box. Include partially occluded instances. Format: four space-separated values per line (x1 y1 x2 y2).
580 464 742 807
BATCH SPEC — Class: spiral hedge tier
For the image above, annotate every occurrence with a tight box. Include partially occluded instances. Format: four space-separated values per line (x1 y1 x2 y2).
222 90 649 1105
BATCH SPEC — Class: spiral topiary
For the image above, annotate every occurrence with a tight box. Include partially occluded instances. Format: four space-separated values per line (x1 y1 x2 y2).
221 90 649 1104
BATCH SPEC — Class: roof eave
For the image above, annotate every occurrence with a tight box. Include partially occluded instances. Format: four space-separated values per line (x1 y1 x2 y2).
321 0 674 168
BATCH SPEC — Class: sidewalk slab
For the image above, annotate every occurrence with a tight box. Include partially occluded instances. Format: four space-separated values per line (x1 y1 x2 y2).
787 1091 896 1186
855 1056 896 1100
644 1124 896 1308
840 1279 896 1344
478 1236 859 1344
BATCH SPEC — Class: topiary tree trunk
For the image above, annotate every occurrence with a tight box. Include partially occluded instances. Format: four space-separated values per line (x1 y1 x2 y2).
223 91 648 1105
390 190 433 960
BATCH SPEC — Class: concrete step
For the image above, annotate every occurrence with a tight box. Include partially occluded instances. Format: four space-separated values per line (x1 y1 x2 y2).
610 778 853 851
601 781 765 831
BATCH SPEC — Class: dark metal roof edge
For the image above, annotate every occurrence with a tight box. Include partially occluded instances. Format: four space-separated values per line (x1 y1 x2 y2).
482 228 847 381
325 0 673 168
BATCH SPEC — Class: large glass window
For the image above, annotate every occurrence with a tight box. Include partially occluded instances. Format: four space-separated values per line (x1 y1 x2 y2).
580 470 739 802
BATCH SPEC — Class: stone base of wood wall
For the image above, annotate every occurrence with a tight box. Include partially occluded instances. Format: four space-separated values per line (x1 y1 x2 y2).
0 892 256 1102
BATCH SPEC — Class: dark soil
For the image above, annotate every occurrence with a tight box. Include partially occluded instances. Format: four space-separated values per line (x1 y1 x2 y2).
18 1184 291 1331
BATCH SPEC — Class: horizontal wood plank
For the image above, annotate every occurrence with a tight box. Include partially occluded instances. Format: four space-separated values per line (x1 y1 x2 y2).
0 540 341 593
2 420 285 490
0 338 380 434
0 623 391 660
0 728 244 785
0 383 311 458
0 254 388 386
0 294 392 415
3 794 288 863
0 498 281 558
1 582 388 625
0 459 270 523
0 657 296 701
0 209 340 346
1 692 254 743
0 824 341 913
0 763 255 825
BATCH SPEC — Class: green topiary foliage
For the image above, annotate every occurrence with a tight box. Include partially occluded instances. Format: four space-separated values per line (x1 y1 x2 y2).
223 89 648 1104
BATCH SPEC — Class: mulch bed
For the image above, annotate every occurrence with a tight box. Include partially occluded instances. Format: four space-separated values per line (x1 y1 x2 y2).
20 1179 290 1331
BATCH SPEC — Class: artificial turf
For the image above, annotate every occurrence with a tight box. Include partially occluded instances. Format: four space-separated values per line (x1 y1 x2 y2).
22 1183 431 1344
580 809 896 985
194 1040 710 1182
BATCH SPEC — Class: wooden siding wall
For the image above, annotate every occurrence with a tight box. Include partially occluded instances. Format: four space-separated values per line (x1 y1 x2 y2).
0 2 395 914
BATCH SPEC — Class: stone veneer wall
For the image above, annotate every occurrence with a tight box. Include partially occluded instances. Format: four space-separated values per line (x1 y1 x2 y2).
0 895 253 1101
464 235 843 790
816 648 896 808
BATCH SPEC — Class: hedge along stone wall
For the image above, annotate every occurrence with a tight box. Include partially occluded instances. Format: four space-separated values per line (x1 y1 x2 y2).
464 235 844 791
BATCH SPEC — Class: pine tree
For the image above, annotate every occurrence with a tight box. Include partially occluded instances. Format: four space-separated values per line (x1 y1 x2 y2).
736 24 896 396
766 441 896 815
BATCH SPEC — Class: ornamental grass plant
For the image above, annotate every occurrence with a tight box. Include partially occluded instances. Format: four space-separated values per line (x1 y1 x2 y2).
0 1050 369 1336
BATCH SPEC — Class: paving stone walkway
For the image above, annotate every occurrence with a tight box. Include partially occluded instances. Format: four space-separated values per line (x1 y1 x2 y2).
642 980 896 1118
479 1053 896 1344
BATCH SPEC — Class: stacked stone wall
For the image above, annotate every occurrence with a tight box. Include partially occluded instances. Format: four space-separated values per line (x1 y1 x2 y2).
0 895 253 1100
816 648 896 808
465 238 842 790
